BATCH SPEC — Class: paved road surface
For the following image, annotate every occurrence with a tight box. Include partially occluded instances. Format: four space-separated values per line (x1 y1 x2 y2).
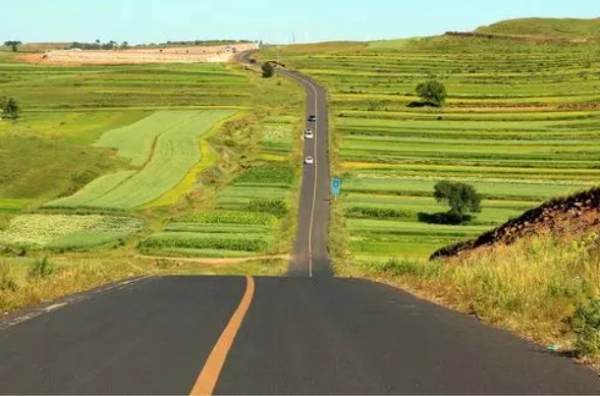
1 53 599 395
1 276 599 394
278 68 331 277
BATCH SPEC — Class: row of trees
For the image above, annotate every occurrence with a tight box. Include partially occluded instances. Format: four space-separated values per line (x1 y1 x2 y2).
70 40 128 50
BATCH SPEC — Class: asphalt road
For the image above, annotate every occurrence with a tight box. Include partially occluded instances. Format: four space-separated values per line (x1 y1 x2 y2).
1 53 599 395
278 68 332 278
2 276 600 395
237 50 331 277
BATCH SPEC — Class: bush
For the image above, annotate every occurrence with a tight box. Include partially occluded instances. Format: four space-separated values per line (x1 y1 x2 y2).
262 62 275 78
1 97 21 120
28 257 54 279
415 80 447 107
434 180 481 217
246 199 289 217
572 298 600 358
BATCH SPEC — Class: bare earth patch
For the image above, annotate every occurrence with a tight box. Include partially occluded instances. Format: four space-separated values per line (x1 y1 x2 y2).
21 43 258 65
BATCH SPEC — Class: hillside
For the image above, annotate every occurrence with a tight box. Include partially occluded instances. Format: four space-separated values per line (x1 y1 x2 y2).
432 187 600 260
474 17 600 41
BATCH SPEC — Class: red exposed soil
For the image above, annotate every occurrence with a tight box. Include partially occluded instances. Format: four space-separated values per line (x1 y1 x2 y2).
19 43 258 66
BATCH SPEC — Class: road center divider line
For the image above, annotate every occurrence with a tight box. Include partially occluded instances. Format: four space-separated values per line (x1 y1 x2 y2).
189 276 255 396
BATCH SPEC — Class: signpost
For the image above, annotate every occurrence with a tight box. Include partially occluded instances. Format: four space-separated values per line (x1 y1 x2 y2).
331 178 341 198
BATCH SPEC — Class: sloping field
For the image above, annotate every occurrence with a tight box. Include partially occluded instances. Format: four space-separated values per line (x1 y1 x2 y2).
264 36 600 260
46 110 235 210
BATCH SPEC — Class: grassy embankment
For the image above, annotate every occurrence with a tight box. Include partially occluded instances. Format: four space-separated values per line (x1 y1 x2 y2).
264 27 600 360
0 49 304 313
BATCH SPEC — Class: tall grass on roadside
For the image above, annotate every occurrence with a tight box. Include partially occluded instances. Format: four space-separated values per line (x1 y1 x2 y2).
360 233 600 358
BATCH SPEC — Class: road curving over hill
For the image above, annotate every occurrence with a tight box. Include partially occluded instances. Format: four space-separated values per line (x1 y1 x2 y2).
238 50 332 277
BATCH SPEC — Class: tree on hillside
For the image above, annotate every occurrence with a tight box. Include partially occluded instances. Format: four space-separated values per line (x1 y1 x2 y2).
1 97 21 120
416 79 447 107
121 41 129 49
262 62 275 78
4 41 22 52
434 180 481 217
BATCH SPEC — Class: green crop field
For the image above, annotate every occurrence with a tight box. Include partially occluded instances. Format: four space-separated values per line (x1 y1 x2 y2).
46 110 236 209
139 211 279 258
0 214 143 250
0 44 304 269
263 34 600 261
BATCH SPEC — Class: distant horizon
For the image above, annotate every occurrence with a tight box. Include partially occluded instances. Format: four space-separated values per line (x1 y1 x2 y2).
2 0 600 45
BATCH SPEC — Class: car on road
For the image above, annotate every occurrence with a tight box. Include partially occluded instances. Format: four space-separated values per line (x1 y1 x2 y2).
304 156 314 165
308 115 316 122
305 129 314 139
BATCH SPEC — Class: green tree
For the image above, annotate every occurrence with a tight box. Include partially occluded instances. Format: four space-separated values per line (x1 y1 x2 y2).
416 79 447 107
2 97 21 120
262 62 275 78
4 40 22 52
434 180 481 216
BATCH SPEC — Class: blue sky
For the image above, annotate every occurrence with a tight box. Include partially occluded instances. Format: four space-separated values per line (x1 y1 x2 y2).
2 0 599 44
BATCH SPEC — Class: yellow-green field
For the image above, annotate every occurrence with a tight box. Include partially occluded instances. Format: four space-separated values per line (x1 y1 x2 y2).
263 35 600 262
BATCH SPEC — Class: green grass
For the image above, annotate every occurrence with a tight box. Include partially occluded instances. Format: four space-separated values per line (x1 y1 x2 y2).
475 17 600 41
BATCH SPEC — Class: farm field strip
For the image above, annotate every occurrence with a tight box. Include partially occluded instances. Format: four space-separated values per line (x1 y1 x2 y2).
0 214 143 250
46 110 235 210
265 36 600 260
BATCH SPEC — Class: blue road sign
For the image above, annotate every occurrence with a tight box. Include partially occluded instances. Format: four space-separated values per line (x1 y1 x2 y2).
331 178 342 196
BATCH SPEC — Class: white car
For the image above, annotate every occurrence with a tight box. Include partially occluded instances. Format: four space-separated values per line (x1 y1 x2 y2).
305 129 314 139
304 156 314 165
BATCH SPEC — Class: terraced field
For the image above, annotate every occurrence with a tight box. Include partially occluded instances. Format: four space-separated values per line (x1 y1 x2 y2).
142 108 303 259
264 37 600 261
139 211 278 258
46 110 235 210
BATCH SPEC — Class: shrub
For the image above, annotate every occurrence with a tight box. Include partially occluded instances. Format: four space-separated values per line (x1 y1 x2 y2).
262 62 275 78
415 80 447 106
28 257 54 279
434 180 481 217
572 298 600 358
1 97 21 120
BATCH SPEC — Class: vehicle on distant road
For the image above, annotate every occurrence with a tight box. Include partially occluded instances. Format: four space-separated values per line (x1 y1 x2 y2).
305 129 314 139
308 115 316 122
304 156 314 165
